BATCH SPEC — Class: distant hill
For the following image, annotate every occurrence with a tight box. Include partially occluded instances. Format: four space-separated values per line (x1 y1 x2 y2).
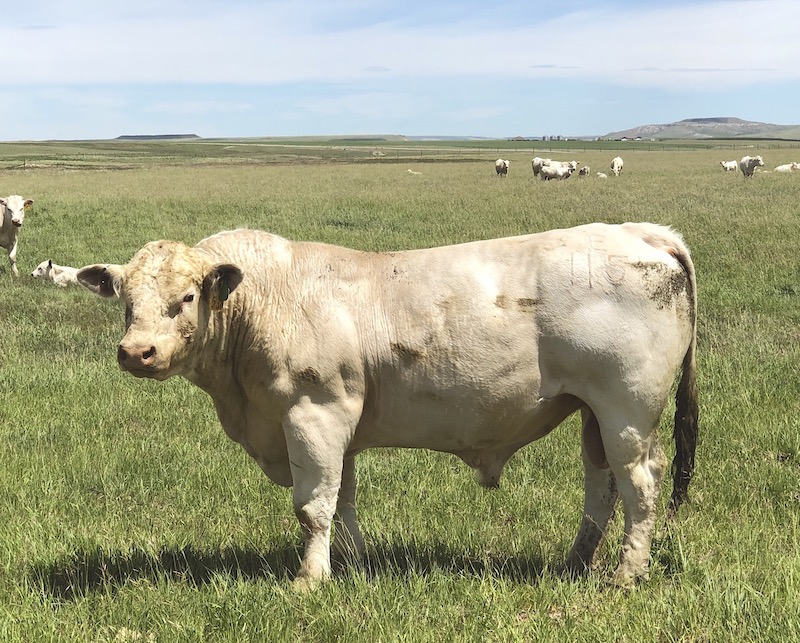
606 117 800 140
116 134 200 141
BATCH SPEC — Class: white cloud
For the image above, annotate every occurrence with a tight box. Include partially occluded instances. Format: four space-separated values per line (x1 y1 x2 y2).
449 106 513 122
1 1 798 90
2 1 800 140
298 92 427 120
144 101 253 115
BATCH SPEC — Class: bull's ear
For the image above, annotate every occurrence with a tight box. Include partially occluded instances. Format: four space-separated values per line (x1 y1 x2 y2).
203 263 244 311
77 264 124 298
24 199 33 209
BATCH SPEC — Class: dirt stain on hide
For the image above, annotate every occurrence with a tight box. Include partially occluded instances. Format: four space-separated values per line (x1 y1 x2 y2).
391 342 425 361
495 295 539 310
296 367 321 383
633 261 688 311
517 297 539 310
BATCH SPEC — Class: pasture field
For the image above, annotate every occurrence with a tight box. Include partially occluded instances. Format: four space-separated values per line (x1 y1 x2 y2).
1 140 800 641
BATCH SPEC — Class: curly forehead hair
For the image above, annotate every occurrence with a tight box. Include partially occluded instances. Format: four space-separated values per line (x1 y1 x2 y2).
124 240 208 288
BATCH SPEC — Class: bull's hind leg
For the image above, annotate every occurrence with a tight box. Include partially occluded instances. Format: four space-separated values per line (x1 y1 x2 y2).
598 410 667 586
564 407 618 575
332 455 366 568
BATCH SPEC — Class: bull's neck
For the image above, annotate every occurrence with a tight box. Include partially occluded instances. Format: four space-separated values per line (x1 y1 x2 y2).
185 295 272 397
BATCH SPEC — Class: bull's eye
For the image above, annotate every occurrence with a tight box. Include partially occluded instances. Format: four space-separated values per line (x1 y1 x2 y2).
183 293 195 304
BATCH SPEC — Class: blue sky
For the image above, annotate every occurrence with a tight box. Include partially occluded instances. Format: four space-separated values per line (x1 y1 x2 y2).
2 0 799 141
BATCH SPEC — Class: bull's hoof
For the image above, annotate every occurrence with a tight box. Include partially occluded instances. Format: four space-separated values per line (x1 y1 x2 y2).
557 553 593 579
291 574 324 593
608 568 647 589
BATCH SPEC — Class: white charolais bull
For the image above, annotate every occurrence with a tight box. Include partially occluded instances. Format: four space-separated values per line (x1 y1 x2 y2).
495 159 509 177
611 156 624 177
78 223 698 589
0 195 34 276
720 160 738 172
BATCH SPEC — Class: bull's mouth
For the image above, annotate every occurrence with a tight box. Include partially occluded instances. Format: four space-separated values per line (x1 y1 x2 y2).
12 221 22 228
120 364 170 381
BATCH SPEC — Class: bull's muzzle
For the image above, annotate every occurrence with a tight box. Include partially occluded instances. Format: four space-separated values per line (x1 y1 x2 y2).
117 342 158 372
12 220 22 227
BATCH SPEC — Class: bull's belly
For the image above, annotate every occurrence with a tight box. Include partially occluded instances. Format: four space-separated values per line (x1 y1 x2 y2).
350 389 582 454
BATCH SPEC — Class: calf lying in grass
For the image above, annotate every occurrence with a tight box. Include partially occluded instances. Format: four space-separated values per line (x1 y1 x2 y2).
31 259 80 286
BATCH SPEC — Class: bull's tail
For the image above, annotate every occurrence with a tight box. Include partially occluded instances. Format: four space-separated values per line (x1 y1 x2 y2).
667 239 699 519
669 336 698 517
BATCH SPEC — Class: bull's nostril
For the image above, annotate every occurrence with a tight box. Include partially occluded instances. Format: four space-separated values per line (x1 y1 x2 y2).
117 345 130 364
118 343 156 368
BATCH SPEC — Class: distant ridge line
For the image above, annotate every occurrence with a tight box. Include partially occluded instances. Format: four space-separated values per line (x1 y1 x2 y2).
605 117 800 140
116 134 200 141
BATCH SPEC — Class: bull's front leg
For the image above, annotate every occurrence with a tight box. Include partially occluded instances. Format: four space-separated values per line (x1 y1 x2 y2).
283 400 355 590
8 239 19 276
332 454 366 569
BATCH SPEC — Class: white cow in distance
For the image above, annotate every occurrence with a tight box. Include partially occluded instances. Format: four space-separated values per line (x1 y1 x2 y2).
539 165 574 180
739 155 764 177
611 156 624 176
578 166 590 176
720 160 738 172
531 157 550 176
532 158 578 176
596 172 608 179
31 259 80 286
547 159 579 171
774 162 800 173
495 159 509 177
0 195 34 276
78 223 698 590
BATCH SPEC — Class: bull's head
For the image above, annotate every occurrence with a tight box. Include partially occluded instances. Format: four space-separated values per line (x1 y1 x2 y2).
0 195 34 227
78 240 243 380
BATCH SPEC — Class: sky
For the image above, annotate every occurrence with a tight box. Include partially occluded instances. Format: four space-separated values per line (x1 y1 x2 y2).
1 0 799 141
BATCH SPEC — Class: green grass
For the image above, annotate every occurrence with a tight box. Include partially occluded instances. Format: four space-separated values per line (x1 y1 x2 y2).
1 141 800 641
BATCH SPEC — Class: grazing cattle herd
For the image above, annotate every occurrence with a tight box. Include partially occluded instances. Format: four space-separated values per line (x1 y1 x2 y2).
1 145 797 590
491 153 796 181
